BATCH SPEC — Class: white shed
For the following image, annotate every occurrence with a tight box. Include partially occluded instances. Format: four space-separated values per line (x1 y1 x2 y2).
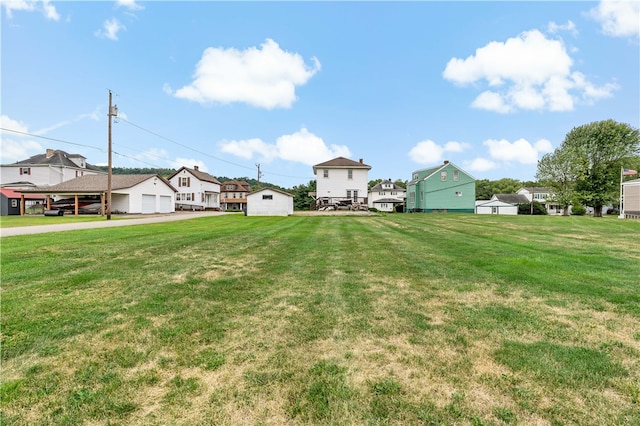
247 188 294 216
475 200 518 215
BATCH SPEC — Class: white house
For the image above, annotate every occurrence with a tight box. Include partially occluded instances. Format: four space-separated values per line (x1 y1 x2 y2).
168 166 221 211
1 148 105 189
517 187 563 215
22 174 177 215
475 200 518 215
621 178 640 219
246 187 293 216
312 157 371 209
368 179 406 212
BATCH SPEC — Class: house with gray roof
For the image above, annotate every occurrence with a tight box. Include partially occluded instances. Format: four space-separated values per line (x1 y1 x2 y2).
168 166 221 211
22 174 176 215
1 148 105 189
368 179 406 212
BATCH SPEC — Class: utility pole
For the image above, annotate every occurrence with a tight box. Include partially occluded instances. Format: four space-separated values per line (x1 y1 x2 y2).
256 163 263 188
107 90 118 220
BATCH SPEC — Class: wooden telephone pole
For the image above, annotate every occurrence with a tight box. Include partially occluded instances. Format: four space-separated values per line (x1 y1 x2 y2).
107 90 118 220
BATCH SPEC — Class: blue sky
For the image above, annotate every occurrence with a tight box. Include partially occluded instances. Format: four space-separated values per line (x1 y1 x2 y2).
2 1 638 188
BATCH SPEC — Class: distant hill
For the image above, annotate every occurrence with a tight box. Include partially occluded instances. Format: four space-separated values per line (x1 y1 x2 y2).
97 168 286 191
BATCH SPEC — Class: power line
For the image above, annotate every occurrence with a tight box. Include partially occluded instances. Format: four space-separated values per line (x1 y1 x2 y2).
0 127 104 151
118 117 315 180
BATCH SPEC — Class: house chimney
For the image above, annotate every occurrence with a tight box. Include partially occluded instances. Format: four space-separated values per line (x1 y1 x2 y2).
46 149 55 158
359 158 363 164
444 160 449 165
194 165 199 171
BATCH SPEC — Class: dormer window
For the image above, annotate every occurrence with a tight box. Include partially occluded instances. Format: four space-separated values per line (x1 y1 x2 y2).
226 184 235 190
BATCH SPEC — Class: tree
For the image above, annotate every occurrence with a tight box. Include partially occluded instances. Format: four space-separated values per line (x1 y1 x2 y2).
291 180 316 211
535 149 576 215
475 178 528 200
562 120 640 217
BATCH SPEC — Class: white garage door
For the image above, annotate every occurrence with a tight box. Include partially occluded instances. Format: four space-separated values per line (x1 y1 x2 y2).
142 194 156 214
159 195 172 213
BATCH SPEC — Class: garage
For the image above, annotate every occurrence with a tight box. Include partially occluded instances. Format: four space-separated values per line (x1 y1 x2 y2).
142 194 156 214
159 195 172 213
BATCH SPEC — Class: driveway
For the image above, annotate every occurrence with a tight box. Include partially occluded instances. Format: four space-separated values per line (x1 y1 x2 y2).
0 211 233 238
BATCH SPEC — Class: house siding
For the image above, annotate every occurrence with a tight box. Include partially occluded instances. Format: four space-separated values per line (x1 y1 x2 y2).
247 189 293 216
407 162 475 213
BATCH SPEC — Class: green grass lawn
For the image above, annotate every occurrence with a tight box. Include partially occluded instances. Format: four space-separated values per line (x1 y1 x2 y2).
0 215 116 228
1 214 639 425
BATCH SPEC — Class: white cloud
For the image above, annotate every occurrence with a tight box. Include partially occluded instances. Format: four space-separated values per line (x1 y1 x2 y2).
95 18 126 41
547 20 578 37
0 115 43 163
172 158 208 173
219 128 351 166
484 137 553 165
408 139 470 165
220 138 277 161
2 0 59 21
465 158 497 173
589 0 640 38
443 29 618 113
166 39 321 109
117 0 144 11
471 91 513 114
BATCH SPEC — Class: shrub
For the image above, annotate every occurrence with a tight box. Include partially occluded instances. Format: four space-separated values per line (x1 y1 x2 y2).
571 204 587 216
517 201 548 215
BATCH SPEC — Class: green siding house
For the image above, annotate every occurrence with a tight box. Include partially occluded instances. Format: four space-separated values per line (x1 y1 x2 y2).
406 161 475 213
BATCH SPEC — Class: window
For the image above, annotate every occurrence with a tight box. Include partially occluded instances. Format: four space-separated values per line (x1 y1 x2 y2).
453 171 459 181
20 167 31 175
226 184 235 190
353 190 358 201
455 191 462 197
409 192 415 203
347 169 353 179
441 171 447 181
323 169 329 178
413 173 418 180
262 194 273 200
346 190 351 198
11 200 18 208
379 192 385 196
179 177 190 187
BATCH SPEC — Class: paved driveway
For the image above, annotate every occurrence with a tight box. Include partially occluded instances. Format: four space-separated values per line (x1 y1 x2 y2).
0 211 232 238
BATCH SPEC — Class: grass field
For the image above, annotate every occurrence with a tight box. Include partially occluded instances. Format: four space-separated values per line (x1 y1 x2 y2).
1 214 639 425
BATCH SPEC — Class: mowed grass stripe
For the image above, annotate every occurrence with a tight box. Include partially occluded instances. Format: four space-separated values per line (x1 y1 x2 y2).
1 214 639 425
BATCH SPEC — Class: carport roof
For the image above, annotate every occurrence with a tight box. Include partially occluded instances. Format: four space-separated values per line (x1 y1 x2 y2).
21 174 176 193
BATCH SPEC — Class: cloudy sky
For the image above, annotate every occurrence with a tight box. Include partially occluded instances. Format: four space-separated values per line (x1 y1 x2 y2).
2 1 638 187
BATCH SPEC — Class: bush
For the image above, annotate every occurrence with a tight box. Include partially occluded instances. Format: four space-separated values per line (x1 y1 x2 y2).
571 204 587 216
517 201 548 215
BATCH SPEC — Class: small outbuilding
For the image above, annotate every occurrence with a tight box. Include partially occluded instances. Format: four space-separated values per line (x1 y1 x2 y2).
475 199 518 215
246 187 294 217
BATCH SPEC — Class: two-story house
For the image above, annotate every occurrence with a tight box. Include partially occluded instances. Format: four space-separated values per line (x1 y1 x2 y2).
516 187 562 215
1 148 105 189
220 180 251 211
368 179 406 212
168 166 221 211
312 157 371 209
406 160 475 213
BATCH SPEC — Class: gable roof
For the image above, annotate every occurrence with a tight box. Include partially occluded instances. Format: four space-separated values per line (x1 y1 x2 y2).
0 188 45 199
492 194 530 204
22 174 176 193
369 180 406 192
248 187 293 198
313 157 371 173
170 167 221 184
220 180 251 191
519 187 552 194
10 149 102 171
409 161 475 184
476 199 517 207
